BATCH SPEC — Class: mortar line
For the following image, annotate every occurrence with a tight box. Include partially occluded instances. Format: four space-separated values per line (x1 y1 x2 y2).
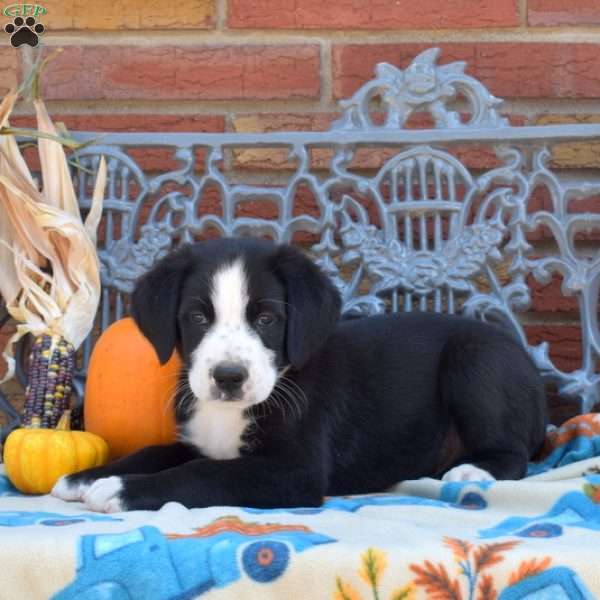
519 0 529 28
216 0 227 31
39 28 600 45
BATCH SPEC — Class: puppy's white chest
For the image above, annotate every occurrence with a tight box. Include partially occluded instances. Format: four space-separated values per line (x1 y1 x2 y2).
183 403 249 460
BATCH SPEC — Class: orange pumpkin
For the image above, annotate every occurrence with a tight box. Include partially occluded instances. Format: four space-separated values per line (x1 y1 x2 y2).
85 317 180 459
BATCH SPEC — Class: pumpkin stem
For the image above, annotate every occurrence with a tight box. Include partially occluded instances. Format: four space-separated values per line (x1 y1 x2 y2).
55 410 72 431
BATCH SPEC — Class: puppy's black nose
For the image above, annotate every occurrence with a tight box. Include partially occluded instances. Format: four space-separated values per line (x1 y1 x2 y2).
213 363 248 393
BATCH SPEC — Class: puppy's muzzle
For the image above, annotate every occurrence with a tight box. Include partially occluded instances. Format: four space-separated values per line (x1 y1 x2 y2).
212 362 248 396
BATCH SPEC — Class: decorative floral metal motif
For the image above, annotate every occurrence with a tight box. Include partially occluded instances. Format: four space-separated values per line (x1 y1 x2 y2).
337 217 505 296
99 224 172 294
333 47 507 130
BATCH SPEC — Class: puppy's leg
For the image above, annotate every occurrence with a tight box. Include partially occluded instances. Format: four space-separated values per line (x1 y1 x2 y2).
439 333 546 481
82 456 325 512
52 442 198 502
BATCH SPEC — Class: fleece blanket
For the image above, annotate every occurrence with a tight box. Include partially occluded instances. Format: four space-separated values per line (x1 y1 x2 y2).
1 414 600 600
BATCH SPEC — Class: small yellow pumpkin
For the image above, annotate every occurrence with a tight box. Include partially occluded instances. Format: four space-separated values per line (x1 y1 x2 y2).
3 410 109 495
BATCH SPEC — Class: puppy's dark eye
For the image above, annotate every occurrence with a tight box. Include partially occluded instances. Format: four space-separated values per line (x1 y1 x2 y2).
190 312 209 326
256 312 275 327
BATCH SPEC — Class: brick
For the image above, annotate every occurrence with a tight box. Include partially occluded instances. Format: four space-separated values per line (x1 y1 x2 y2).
528 276 580 313
12 114 225 172
333 43 600 100
13 114 225 133
528 0 600 26
202 183 323 221
0 47 18 96
525 184 600 243
230 112 526 171
39 45 320 101
228 0 519 29
527 184 600 216
231 112 409 171
567 195 600 213
524 324 584 373
535 115 600 169
231 113 335 170
45 0 215 29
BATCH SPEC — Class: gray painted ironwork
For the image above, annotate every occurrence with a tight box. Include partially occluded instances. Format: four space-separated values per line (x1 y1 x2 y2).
1 48 599 439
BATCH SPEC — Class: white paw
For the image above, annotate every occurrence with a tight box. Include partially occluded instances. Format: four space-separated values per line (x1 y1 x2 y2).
82 476 124 513
442 464 496 482
51 475 92 501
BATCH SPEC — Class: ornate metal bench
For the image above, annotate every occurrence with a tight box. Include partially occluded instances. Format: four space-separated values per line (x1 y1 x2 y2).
1 47 599 440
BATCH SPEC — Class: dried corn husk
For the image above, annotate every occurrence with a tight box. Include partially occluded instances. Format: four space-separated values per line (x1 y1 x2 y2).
0 89 106 386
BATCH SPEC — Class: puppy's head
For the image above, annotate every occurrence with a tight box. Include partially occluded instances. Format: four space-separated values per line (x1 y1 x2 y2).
131 238 341 413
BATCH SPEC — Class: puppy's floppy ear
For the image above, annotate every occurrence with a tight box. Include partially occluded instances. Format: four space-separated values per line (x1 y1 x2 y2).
130 246 191 365
274 244 341 369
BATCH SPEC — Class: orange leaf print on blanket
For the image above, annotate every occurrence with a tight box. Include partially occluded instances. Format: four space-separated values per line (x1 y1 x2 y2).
473 542 520 572
334 539 525 600
476 574 497 600
444 537 473 562
411 538 518 600
410 560 463 600
508 557 552 586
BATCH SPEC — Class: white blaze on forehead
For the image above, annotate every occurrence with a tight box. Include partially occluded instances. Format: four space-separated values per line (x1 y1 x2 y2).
184 255 278 458
211 259 248 327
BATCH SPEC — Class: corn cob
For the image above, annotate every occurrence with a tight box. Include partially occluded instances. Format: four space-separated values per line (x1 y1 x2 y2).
22 333 75 429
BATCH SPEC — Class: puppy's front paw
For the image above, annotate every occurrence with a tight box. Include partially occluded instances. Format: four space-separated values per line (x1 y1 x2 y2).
442 464 495 482
51 474 93 502
82 476 125 513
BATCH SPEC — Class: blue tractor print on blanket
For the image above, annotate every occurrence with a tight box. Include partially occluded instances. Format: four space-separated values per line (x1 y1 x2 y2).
479 489 600 539
499 566 596 600
52 516 334 600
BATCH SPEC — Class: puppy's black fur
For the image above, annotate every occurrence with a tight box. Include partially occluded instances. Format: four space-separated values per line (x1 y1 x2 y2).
67 238 547 510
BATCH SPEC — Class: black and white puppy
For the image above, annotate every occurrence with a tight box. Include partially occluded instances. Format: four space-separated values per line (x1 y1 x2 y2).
52 238 547 512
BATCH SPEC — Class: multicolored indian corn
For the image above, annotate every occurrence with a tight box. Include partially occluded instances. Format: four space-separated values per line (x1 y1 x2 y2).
22 334 75 429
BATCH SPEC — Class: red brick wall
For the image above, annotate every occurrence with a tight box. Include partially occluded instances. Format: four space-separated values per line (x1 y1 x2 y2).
1 1 599 421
